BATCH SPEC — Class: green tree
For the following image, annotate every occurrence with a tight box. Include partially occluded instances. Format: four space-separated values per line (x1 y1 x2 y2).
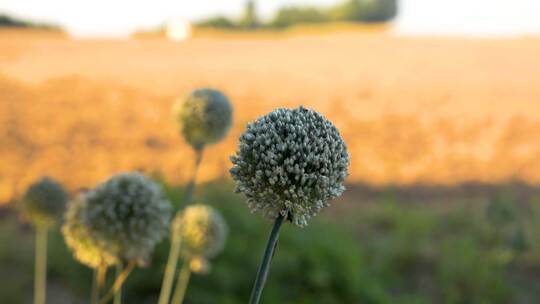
330 0 398 23
196 17 238 29
270 7 329 28
0 14 58 29
240 0 259 29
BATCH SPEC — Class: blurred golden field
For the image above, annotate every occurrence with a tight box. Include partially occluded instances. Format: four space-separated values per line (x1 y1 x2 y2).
1 29 540 204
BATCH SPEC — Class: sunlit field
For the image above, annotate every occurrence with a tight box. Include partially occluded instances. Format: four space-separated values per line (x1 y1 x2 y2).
1 29 540 203
2 27 540 304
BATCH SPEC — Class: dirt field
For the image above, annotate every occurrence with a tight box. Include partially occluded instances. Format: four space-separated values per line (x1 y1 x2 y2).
1 29 539 203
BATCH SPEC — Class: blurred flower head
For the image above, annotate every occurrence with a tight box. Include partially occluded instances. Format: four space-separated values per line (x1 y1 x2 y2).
20 177 67 227
230 106 349 227
81 172 172 266
173 88 233 150
62 197 119 268
189 256 211 274
173 204 227 263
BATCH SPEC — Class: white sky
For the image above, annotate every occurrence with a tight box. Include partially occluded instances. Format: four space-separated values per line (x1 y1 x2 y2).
1 0 539 37
396 0 540 36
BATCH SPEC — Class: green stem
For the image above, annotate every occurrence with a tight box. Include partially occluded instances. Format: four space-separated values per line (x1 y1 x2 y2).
158 146 204 304
98 261 135 304
157 235 182 304
114 263 123 304
158 146 203 304
97 264 107 290
183 147 204 205
91 268 100 304
34 225 48 304
249 214 285 304
170 260 192 304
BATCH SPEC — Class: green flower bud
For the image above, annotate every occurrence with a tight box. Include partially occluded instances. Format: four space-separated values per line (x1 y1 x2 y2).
230 106 350 227
173 204 227 260
173 88 233 150
20 177 67 227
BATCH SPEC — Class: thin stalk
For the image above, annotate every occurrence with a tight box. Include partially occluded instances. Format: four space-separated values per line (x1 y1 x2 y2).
157 146 203 304
97 263 107 290
170 260 192 304
114 263 123 304
157 235 182 304
34 225 48 304
98 261 135 304
158 146 204 304
249 214 285 304
183 147 204 205
94 263 107 304
91 268 100 304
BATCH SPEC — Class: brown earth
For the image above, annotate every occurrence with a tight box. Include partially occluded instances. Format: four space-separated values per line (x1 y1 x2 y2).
1 29 540 204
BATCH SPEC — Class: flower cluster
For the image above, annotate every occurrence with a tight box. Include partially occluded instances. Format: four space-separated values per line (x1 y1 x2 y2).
63 172 172 267
173 88 233 150
230 106 349 227
21 177 67 227
172 204 227 267
62 197 118 268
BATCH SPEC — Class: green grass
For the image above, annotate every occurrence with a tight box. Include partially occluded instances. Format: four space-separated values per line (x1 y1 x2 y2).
1 180 540 303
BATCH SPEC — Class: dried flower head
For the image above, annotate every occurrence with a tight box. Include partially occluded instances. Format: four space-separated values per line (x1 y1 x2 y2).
62 197 119 268
230 106 349 227
82 172 172 265
20 177 67 227
173 88 233 150
172 204 227 261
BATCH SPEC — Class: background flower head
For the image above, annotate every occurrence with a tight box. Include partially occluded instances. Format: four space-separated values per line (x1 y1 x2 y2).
173 88 233 150
173 204 228 263
62 197 119 268
20 177 67 227
230 106 349 227
81 172 172 266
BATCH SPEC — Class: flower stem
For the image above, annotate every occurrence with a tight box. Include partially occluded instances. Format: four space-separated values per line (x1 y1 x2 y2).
249 214 285 304
158 146 203 304
34 225 48 304
114 263 123 304
98 261 135 304
183 147 204 205
157 235 182 304
170 260 191 304
97 263 107 290
91 268 100 304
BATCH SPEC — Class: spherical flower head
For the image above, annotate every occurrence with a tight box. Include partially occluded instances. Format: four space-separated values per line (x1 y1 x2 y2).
172 204 228 261
62 197 119 268
20 177 67 227
173 88 233 150
230 106 349 227
83 172 172 266
189 256 211 274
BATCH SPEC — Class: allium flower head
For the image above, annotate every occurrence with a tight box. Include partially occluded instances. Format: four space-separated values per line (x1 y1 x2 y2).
172 204 227 261
82 172 172 266
62 197 119 268
20 177 67 227
173 88 233 150
189 256 211 274
230 106 349 227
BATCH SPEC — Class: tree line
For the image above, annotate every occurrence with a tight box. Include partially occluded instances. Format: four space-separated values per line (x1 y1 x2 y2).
197 0 398 30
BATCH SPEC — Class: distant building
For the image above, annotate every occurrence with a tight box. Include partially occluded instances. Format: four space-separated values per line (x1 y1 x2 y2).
166 19 192 41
